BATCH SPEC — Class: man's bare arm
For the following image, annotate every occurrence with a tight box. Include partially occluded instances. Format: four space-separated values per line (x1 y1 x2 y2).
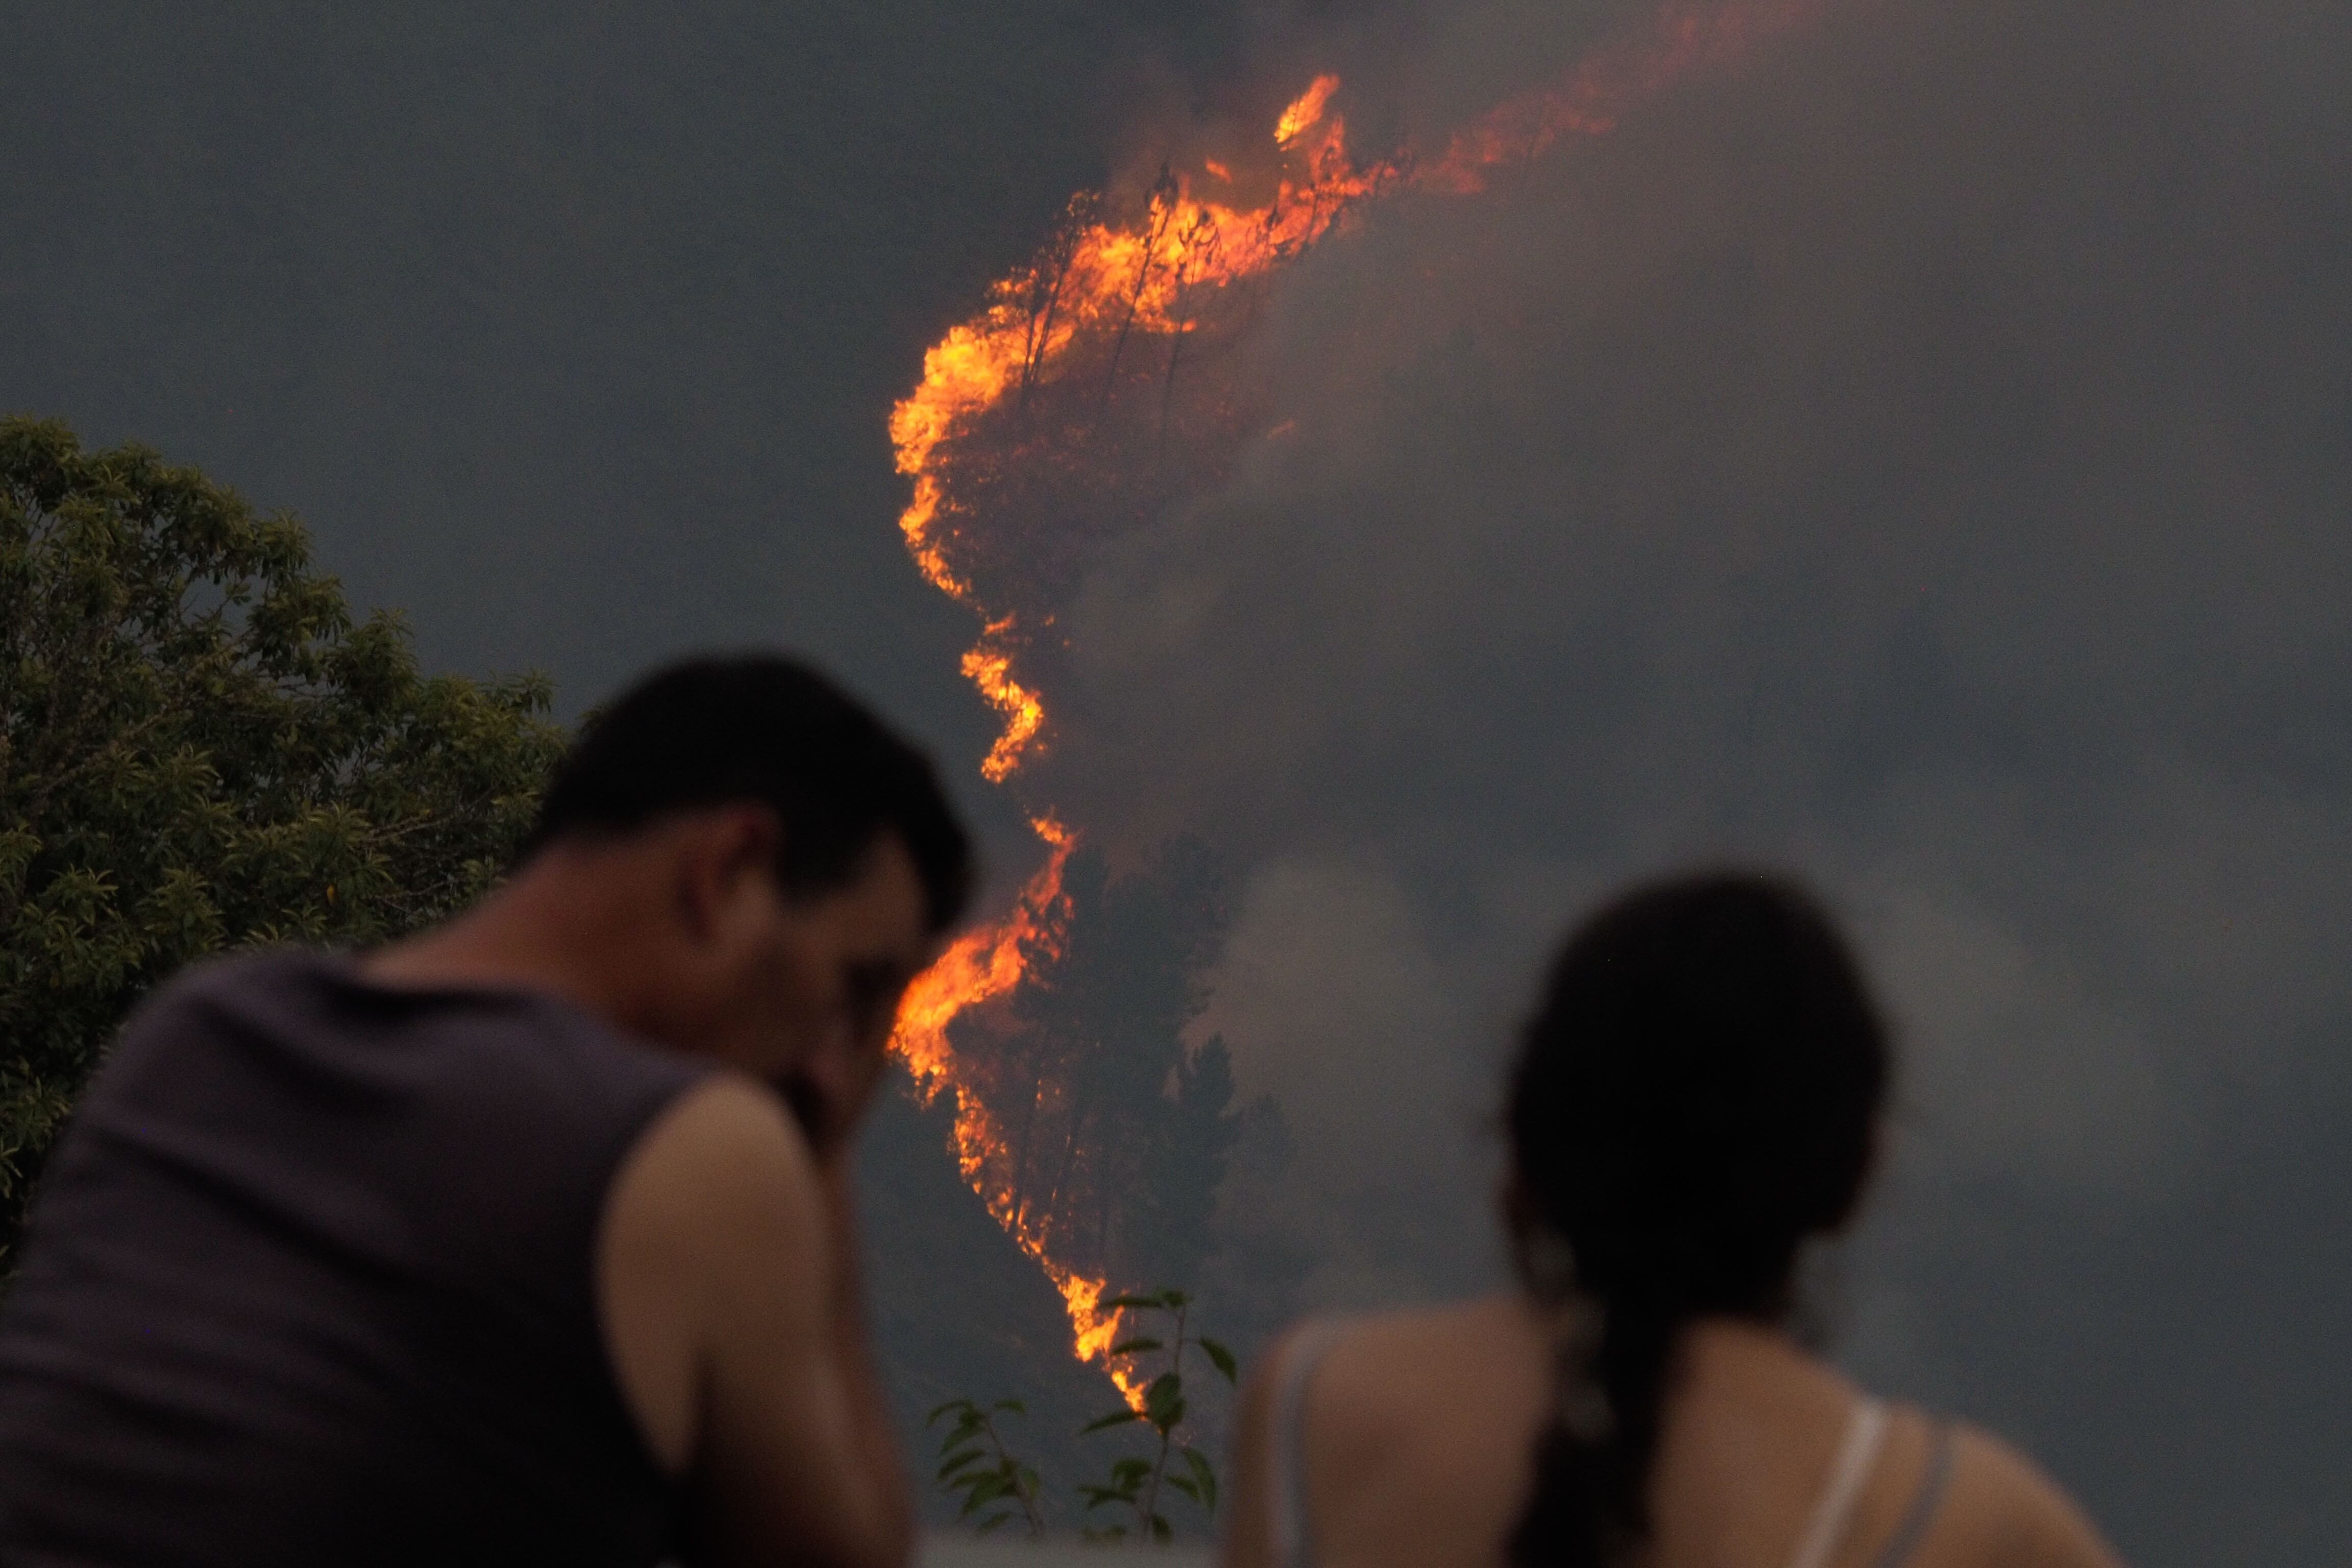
601 1077 914 1568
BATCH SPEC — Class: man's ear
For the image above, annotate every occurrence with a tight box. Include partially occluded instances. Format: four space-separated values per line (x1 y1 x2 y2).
675 804 785 944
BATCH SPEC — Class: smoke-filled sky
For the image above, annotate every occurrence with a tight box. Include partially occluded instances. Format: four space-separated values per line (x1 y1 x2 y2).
7 2 2348 1562
1058 3 2352 1556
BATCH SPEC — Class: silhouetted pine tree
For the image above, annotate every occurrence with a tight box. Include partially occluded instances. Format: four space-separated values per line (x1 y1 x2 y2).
949 837 1241 1291
1134 1032 1243 1288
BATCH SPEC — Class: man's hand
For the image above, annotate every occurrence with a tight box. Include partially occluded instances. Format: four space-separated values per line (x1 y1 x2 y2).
776 1016 897 1164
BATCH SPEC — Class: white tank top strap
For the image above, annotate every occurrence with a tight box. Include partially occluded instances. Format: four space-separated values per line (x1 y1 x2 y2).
1866 1419 1957 1568
1782 1395 1892 1568
1270 1318 1353 1568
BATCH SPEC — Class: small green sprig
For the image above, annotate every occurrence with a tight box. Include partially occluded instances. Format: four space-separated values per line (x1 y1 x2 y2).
927 1398 1046 1537
1076 1287 1238 1541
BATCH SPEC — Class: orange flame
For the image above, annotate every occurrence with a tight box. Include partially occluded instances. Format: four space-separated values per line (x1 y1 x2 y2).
1274 74 1342 147
873 68 1384 1390
961 628 1046 785
891 813 1148 1403
886 0 1837 1401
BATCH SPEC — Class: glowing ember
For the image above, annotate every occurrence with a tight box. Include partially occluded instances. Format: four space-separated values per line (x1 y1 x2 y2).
885 0 1835 1399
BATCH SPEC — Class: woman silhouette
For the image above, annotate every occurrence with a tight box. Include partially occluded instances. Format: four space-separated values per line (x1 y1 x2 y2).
1226 872 2122 1568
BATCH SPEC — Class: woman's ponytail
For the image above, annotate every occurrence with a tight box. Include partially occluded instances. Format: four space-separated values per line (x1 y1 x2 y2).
1507 1269 1686 1568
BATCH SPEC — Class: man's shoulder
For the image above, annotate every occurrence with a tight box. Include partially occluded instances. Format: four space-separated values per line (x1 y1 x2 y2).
133 946 339 1017
599 1073 831 1349
88 947 341 1082
94 946 704 1138
597 1073 831 1474
607 1076 823 1249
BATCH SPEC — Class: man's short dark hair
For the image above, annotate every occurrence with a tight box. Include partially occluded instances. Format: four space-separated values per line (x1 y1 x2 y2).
525 654 974 934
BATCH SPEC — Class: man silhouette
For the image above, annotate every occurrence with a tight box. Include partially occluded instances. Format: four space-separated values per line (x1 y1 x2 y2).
0 654 970 1568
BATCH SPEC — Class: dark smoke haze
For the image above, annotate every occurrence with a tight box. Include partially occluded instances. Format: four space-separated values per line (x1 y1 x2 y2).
4 1 2346 1561
1049 1 2352 1558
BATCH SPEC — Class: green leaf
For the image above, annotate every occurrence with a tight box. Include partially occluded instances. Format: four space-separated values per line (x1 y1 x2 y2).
1081 1408 1144 1434
1098 1293 1159 1312
936 1450 985 1480
957 1474 1009 1516
1199 1337 1240 1385
976 1513 1011 1536
1107 1336 1164 1357
1150 1513 1174 1541
1165 1475 1202 1503
1144 1371 1184 1429
992 1399 1026 1415
1182 1446 1219 1514
926 1399 973 1426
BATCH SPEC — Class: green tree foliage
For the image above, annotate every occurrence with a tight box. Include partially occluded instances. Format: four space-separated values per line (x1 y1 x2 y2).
0 418 566 1260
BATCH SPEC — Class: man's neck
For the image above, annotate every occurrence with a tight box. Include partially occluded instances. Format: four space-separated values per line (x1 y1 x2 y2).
363 851 667 1037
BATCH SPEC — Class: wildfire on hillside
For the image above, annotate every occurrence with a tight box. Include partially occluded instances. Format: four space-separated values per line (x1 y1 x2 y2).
883 0 1837 1400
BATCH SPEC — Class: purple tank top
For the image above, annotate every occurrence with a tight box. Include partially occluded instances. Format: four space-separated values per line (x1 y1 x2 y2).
0 951 709 1567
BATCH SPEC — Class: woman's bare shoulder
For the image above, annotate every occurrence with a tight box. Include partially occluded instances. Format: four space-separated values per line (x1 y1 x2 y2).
1310 1297 1552 1462
1328 1294 1546 1358
1319 1296 1547 1392
1922 1422 2125 1568
1251 1298 1550 1568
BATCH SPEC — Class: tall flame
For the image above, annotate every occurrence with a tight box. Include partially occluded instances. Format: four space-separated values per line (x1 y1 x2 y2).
1273 74 1343 148
885 0 1835 1400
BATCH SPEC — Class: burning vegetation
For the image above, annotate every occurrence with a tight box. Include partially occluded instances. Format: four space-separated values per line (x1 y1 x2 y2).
884 0 1837 1395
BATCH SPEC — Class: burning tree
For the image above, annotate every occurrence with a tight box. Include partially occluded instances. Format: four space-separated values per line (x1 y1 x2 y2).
884 0 1845 1405
968 840 1240 1295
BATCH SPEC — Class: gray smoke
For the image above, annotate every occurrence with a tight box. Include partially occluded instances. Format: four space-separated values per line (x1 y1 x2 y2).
1048 0 2352 1558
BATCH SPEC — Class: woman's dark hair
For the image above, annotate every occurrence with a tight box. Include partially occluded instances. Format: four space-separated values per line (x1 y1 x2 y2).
1505 872 1889 1568
524 653 975 935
